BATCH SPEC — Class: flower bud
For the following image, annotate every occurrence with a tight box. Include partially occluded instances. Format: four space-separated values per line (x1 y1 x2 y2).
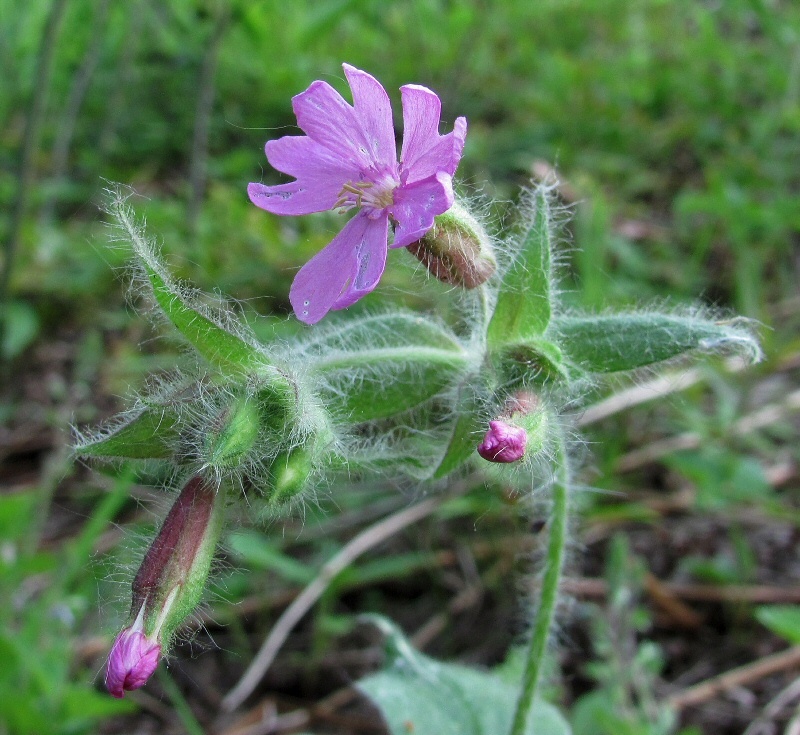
204 395 260 469
105 476 223 697
269 446 314 505
476 391 548 464
406 202 496 288
105 606 160 698
478 420 527 463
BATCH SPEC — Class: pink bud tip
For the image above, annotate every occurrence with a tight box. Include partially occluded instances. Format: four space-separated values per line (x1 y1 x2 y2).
477 420 527 463
105 627 161 698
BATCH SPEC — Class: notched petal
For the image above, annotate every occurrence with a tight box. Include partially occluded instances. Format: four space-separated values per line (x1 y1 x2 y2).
399 84 467 183
343 64 396 168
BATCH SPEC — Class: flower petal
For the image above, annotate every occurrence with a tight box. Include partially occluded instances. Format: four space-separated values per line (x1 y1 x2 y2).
292 79 376 170
343 64 397 169
248 180 335 216
391 172 454 249
289 213 388 324
265 135 356 183
331 214 389 310
399 84 467 183
105 628 161 698
250 135 362 216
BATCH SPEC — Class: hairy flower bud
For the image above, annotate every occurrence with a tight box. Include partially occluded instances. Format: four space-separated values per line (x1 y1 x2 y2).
407 202 495 288
478 420 528 463
105 476 223 697
205 395 260 469
477 391 547 464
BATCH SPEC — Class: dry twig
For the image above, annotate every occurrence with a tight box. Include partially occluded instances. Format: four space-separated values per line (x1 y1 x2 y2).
667 646 800 711
221 496 443 712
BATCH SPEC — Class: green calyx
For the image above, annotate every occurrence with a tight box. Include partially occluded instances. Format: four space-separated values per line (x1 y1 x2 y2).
407 202 496 288
268 445 315 506
204 395 261 469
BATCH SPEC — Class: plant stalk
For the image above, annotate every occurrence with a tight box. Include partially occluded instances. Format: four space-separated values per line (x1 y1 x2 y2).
509 444 569 735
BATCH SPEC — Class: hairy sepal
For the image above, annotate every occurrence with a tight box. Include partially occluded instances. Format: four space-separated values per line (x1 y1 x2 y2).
76 404 180 459
308 313 472 422
553 312 762 374
487 185 553 347
358 615 570 735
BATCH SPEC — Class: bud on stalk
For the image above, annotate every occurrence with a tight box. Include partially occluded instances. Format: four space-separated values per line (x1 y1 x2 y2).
477 391 547 464
105 476 223 697
407 202 496 288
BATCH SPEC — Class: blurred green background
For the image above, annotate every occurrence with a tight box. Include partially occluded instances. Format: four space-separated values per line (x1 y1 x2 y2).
1 1 799 734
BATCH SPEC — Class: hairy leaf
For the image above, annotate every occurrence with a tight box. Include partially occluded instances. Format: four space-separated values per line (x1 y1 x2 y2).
488 186 553 346
309 313 471 422
553 313 761 373
76 405 179 459
358 616 570 735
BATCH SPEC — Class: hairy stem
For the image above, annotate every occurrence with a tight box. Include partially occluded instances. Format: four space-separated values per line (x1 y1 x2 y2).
509 441 569 735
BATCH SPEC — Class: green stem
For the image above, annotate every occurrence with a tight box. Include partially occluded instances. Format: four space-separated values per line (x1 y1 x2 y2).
509 442 569 735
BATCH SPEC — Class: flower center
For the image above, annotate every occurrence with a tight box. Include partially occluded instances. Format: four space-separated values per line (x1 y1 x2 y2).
335 172 398 219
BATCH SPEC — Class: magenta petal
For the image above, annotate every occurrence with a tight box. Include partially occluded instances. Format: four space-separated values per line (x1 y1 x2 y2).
247 180 336 216
391 172 454 249
292 79 374 169
105 628 161 698
399 84 467 183
265 135 357 185
289 214 388 324
343 64 396 168
331 215 389 310
477 420 527 463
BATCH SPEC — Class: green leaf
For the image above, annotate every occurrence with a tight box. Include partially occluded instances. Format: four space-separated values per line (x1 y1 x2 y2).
145 263 274 378
496 338 570 386
553 313 761 374
75 404 180 459
0 491 38 541
359 616 570 735
434 409 483 479
227 529 315 585
755 606 800 645
310 313 471 422
107 189 288 385
488 186 553 346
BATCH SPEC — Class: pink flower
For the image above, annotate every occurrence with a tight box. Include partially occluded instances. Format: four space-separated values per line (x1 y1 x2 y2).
477 420 528 463
104 612 161 698
248 63 467 324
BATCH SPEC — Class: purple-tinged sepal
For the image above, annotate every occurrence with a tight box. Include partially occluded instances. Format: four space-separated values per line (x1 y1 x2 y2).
105 476 223 697
407 202 495 289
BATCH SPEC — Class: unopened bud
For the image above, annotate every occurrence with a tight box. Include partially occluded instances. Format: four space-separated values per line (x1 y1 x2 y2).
477 391 547 464
478 420 527 463
105 476 222 697
105 606 160 698
407 202 495 288
205 396 260 468
268 445 314 506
